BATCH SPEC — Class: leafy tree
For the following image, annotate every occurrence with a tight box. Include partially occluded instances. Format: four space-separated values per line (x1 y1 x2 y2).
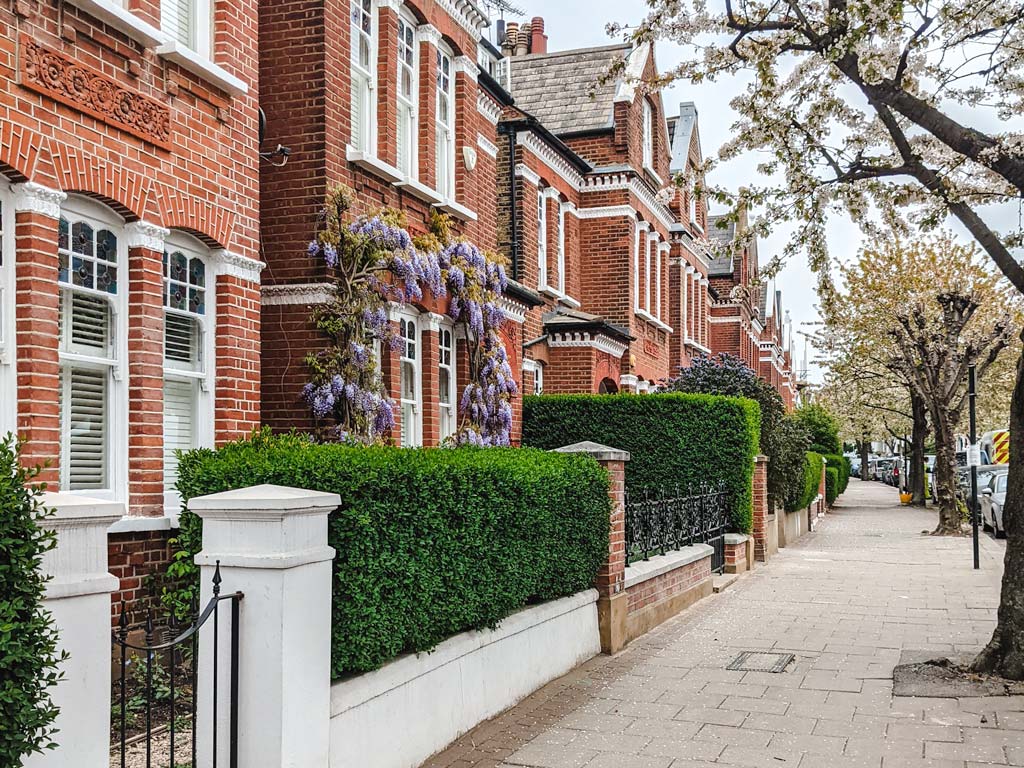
794 402 841 456
616 0 1024 679
663 354 797 509
0 435 65 762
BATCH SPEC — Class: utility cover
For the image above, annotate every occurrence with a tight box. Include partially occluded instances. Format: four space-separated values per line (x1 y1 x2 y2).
726 652 795 673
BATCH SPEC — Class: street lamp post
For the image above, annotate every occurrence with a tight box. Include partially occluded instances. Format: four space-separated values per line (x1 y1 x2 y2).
969 363 980 570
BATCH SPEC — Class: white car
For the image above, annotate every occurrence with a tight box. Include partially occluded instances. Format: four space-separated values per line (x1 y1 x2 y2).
981 471 1009 537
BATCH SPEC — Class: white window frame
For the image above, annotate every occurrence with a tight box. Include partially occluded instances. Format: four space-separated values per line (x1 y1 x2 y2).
399 311 422 447
435 43 456 200
645 231 654 313
162 231 215 510
0 182 15 438
57 196 128 501
642 100 654 173
534 362 544 395
655 241 662 319
536 189 547 288
351 0 378 155
160 0 212 59
396 8 419 179
438 320 456 442
557 202 566 295
633 221 643 312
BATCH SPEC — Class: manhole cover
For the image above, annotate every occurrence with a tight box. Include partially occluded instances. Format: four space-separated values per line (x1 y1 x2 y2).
726 652 795 673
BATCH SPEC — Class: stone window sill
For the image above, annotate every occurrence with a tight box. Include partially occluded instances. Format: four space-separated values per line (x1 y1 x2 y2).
636 308 673 334
65 0 166 48
347 147 405 184
436 199 477 222
157 40 249 96
395 176 446 206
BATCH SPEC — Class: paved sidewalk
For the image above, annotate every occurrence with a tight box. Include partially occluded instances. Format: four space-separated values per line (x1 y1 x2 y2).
424 479 1018 768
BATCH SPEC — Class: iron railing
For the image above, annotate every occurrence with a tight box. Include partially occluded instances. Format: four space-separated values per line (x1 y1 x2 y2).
625 483 731 573
112 562 242 768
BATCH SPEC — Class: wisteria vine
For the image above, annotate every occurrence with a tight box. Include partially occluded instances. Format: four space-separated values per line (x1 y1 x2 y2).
303 186 517 446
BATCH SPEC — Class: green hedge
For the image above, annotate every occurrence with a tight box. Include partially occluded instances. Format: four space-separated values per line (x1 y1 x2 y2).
169 432 612 678
787 451 824 512
825 466 840 506
820 454 850 496
522 393 761 533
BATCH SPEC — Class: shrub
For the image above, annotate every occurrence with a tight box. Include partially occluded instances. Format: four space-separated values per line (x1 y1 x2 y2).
825 467 840 506
522 392 760 533
820 454 850 496
662 354 794 508
774 414 813 512
168 431 612 678
0 435 65 763
795 403 841 455
787 451 824 512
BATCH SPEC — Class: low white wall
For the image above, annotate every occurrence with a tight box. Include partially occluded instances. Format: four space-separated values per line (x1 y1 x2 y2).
329 590 600 768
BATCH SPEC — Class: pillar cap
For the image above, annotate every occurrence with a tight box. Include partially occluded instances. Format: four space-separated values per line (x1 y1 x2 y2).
40 492 124 524
554 441 631 462
188 484 341 513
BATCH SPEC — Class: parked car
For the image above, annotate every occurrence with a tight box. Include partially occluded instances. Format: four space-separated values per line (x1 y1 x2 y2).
872 458 896 482
980 469 1009 537
849 457 862 477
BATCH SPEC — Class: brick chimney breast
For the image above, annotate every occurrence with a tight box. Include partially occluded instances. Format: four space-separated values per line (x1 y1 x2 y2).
530 17 548 55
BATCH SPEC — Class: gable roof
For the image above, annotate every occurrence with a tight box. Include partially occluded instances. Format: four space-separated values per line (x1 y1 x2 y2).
508 44 632 135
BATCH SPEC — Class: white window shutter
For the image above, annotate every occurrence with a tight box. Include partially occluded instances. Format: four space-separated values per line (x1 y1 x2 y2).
67 293 111 354
61 366 108 490
397 104 409 174
161 0 195 47
164 378 196 488
352 75 366 151
165 313 199 369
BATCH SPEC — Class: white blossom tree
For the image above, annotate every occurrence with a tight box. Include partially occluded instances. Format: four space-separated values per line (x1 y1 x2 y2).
611 1 1024 677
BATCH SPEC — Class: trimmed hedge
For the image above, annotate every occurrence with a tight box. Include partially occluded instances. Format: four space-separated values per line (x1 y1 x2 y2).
825 466 840 506
522 393 761 533
169 432 612 678
787 451 825 512
820 454 851 496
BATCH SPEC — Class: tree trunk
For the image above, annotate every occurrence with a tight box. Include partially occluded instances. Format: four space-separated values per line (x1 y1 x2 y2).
972 344 1024 679
860 433 870 481
910 391 928 506
931 407 963 535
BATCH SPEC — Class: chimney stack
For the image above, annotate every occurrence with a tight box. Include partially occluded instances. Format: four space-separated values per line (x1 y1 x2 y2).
530 17 548 54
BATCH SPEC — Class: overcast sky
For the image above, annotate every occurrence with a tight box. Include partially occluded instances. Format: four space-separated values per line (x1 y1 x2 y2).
489 0 1021 385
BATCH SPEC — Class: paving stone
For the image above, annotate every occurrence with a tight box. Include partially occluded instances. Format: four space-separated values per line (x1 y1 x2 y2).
692 723 772 748
503 743 598 768
924 741 1006 762
583 753 672 768
639 736 724 761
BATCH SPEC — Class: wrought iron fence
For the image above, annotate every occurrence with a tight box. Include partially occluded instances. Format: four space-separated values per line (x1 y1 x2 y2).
625 483 731 573
112 562 242 768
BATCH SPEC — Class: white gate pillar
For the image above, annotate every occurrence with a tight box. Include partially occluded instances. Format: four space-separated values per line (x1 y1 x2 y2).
190 484 339 768
25 493 122 768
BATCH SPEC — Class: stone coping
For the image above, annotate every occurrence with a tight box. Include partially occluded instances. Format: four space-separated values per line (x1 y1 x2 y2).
724 533 749 545
624 544 714 590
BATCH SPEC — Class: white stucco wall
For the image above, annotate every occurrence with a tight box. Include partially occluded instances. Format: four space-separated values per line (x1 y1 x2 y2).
329 589 601 768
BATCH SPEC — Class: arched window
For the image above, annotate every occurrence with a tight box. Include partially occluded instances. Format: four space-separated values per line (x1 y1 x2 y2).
396 8 419 177
57 197 126 494
0 182 14 437
163 233 214 499
399 313 421 446
435 43 455 199
351 0 377 153
438 322 456 440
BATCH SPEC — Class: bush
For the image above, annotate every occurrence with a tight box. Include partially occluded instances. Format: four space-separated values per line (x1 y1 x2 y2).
825 467 840 506
522 392 760 533
0 435 64 763
773 414 813 512
662 354 793 508
787 451 824 512
168 431 612 678
795 403 841 455
820 454 850 496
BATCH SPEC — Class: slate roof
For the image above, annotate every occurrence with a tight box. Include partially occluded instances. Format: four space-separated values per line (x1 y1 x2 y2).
707 215 736 276
508 44 632 135
543 307 633 341
669 102 698 173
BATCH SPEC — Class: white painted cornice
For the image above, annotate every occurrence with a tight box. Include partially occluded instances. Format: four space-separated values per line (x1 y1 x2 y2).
212 250 264 283
548 331 628 358
12 182 66 219
125 221 170 251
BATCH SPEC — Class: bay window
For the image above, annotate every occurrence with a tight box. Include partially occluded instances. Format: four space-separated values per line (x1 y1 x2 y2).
57 199 125 494
438 324 456 441
435 45 455 199
399 315 421 447
351 0 377 154
397 10 419 177
163 234 211 496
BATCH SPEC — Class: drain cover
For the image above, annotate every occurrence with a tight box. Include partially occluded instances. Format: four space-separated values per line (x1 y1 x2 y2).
726 652 795 673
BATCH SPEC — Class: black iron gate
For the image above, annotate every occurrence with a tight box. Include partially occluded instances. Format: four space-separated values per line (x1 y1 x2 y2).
112 562 243 768
624 483 731 574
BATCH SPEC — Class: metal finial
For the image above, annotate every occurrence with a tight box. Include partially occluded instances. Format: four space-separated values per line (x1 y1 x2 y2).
212 560 222 596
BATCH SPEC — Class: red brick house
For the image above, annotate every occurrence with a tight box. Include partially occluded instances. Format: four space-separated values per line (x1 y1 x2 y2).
496 33 711 395
707 208 797 408
258 0 542 445
0 0 262 615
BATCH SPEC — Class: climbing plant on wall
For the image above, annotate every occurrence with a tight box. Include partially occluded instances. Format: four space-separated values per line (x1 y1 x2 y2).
303 186 517 446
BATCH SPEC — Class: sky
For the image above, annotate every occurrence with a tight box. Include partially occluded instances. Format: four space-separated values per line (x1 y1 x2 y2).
484 0 1021 386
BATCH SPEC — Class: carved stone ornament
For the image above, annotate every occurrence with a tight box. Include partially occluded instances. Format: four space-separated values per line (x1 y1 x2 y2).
19 35 172 150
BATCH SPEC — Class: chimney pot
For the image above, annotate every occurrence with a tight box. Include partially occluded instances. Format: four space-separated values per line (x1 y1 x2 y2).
517 21 531 56
504 22 519 55
530 16 548 54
